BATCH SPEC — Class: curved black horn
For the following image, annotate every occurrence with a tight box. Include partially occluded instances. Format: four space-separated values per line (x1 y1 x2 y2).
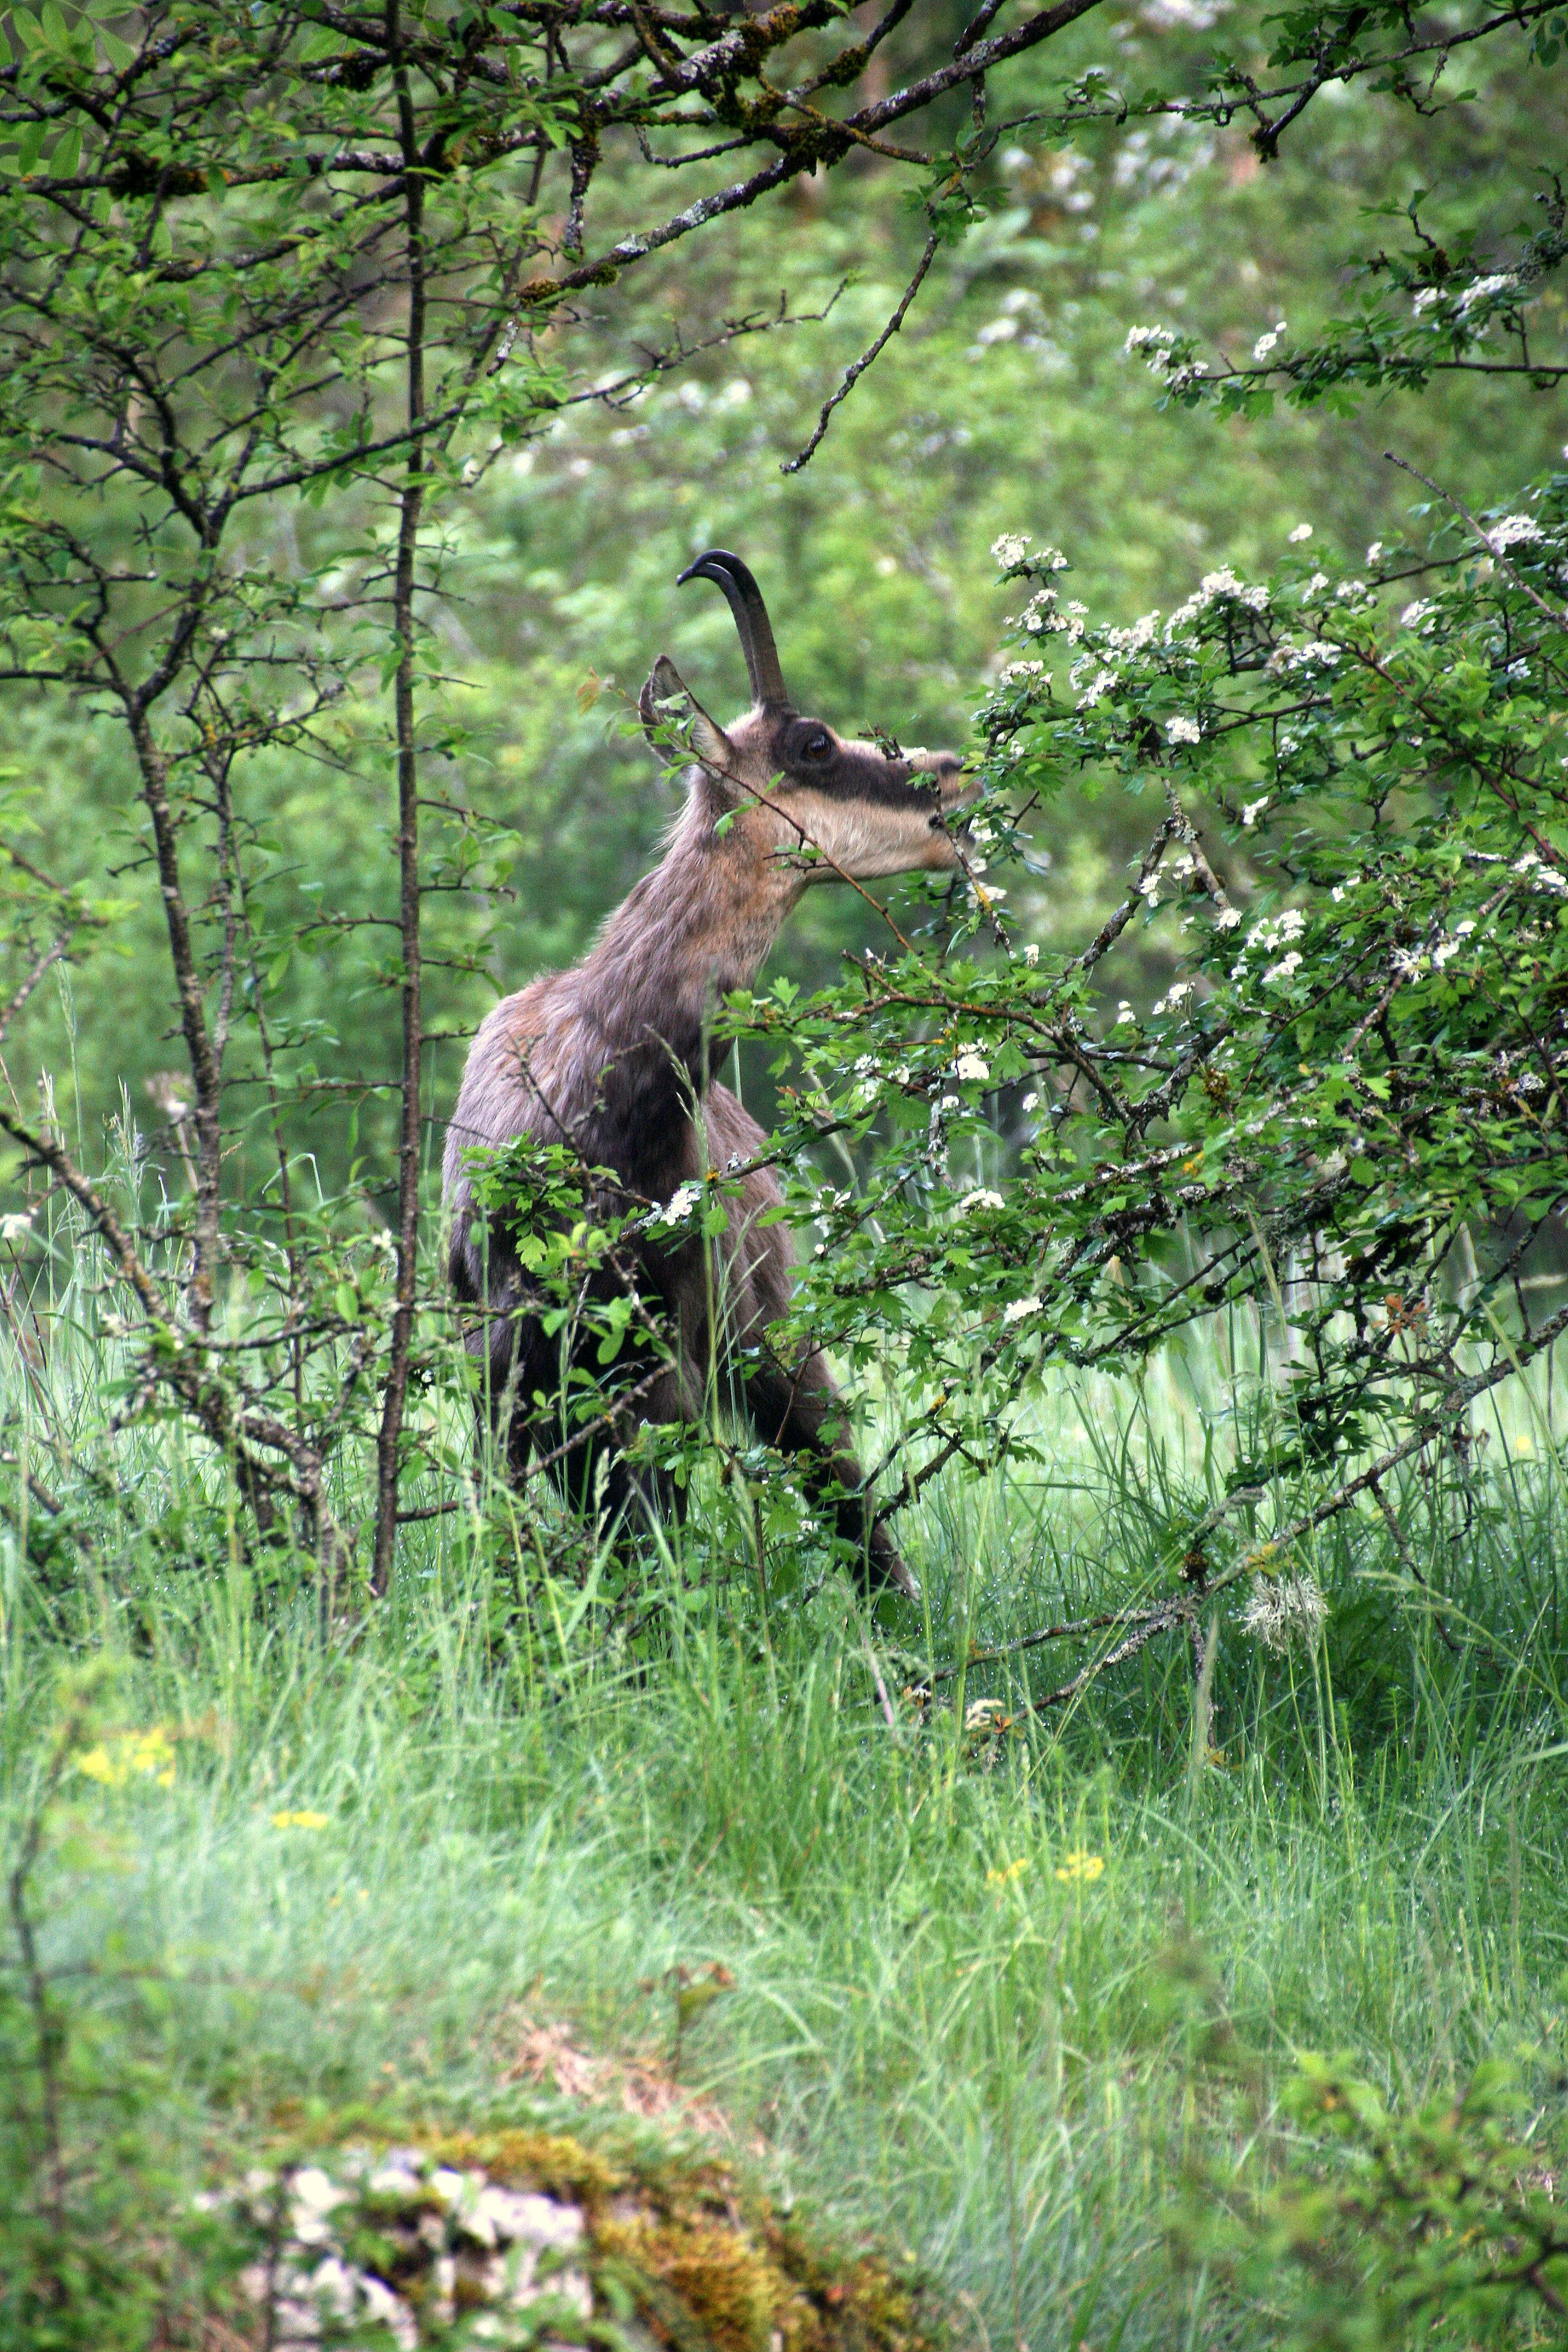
676 549 793 712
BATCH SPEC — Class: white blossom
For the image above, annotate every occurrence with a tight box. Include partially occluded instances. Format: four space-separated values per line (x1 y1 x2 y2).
1411 286 1442 315
1123 324 1175 357
1107 612 1159 653
1115 1000 1137 1023
658 1183 702 1223
1487 514 1543 552
1241 796 1269 829
1457 271 1517 313
1252 321 1287 359
1214 906 1242 930
958 1187 1006 1212
1400 598 1436 629
955 1053 990 1083
1288 522 1313 543
992 532 1031 567
1024 942 1040 965
1365 541 1383 565
1021 1091 1040 1111
1166 714 1202 745
1002 1295 1042 1324
1263 950 1302 985
1078 668 1119 707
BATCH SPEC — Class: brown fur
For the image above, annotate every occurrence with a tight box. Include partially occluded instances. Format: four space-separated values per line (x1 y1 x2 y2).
443 580 969 1593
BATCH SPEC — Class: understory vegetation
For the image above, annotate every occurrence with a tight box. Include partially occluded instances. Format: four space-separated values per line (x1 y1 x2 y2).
9 1349 1568 2347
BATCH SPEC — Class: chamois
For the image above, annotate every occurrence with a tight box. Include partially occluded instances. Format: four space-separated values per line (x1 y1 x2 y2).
443 551 971 1592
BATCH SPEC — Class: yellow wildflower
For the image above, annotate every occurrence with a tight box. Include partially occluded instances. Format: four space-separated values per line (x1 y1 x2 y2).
75 1726 176 1789
985 1856 1031 1890
270 1809 330 1831
1054 1849 1105 1884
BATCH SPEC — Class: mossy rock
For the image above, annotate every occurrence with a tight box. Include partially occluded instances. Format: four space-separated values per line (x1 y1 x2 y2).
203 2106 956 2352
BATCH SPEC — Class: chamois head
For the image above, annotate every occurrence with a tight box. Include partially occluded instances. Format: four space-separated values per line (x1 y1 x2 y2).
640 550 971 885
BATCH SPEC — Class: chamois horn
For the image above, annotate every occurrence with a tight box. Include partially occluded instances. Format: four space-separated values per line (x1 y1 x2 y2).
676 549 794 713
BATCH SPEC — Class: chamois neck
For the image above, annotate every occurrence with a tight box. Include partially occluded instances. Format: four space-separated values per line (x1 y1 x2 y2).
570 806 793 1178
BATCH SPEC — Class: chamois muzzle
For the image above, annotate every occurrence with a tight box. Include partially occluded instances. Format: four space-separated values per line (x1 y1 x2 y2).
678 548 794 713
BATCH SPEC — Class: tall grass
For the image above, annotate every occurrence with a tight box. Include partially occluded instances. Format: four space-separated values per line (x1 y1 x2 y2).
5 1264 1568 2347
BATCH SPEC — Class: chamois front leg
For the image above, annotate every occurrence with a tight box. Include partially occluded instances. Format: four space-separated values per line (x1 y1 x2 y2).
743 1350 918 1600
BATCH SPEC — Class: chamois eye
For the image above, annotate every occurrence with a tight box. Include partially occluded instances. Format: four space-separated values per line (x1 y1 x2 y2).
802 732 831 762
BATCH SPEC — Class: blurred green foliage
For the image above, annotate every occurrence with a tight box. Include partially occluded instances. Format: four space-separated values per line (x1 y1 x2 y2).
6 8 1562 1183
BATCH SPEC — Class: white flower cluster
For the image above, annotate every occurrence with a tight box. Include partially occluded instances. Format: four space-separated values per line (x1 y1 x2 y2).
1487 513 1544 552
1120 322 1207 390
1165 566 1269 636
958 1187 1006 1212
1151 979 1195 1017
224 2151 593 2351
1240 1570 1328 1653
1077 666 1119 708
1399 598 1437 631
1014 584 1086 641
1106 612 1160 653
1288 523 1313 543
955 1052 991 1083
992 531 1031 567
652 1181 704 1226
1252 319 1287 360
1001 658 1046 684
1002 1295 1042 1325
1233 907 1304 982
1514 849 1568 894
1266 637 1342 673
1457 270 1517 313
1166 714 1203 745
1431 918 1477 969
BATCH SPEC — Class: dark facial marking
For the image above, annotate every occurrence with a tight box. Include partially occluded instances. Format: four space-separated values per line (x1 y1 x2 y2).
775 716 941 810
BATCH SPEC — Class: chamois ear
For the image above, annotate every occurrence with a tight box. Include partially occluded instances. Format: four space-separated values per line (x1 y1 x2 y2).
639 654 736 784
